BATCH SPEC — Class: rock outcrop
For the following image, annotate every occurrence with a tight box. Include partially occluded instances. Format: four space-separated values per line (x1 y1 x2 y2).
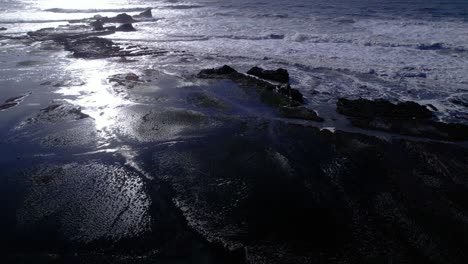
0 93 30 111
197 65 324 121
337 98 468 141
247 66 290 83
116 23 136 32
134 8 153 19
337 98 433 119
198 65 302 105
63 37 165 58
101 13 135 24
279 106 324 122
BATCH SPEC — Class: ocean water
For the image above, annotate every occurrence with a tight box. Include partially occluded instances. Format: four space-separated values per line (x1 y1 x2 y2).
1 0 468 123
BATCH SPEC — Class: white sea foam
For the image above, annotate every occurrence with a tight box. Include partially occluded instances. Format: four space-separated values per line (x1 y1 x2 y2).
1 0 468 123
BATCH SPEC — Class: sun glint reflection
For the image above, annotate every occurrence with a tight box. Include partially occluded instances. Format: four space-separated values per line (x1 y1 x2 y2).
55 58 132 141
37 0 130 10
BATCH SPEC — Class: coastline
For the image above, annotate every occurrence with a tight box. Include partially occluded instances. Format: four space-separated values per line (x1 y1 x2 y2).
1 5 468 264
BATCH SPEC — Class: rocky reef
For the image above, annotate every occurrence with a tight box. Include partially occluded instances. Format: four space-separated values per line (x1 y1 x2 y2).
337 98 468 141
23 9 164 59
247 66 290 83
198 65 324 121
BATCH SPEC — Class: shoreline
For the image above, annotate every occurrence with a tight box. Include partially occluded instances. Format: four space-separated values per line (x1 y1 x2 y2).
1 6 468 264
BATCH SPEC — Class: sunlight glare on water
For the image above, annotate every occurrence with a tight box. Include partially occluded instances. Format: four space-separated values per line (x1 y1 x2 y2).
34 0 131 9
56 59 132 141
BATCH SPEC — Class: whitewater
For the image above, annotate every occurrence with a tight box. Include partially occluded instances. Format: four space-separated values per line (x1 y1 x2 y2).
1 0 468 123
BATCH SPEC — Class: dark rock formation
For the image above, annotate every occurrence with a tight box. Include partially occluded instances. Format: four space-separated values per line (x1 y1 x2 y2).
396 67 427 78
337 98 433 119
350 117 468 141
40 102 90 120
90 19 104 31
198 65 238 76
101 13 135 24
134 8 153 19
108 72 142 89
247 66 290 83
398 72 427 78
148 120 468 263
279 106 324 122
277 84 304 103
116 23 136 32
337 98 468 141
27 25 115 41
417 43 444 50
19 101 90 128
451 95 468 108
0 27 6 31
0 93 30 111
63 37 166 58
198 65 304 106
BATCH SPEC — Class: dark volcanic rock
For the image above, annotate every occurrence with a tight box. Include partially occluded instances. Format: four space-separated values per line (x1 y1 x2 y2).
102 13 135 24
278 106 324 122
0 93 30 111
134 8 153 19
108 72 142 89
116 23 136 32
350 117 468 141
40 102 90 120
63 37 165 58
27 25 115 41
19 101 90 127
198 65 304 106
417 43 444 50
90 19 104 31
277 84 304 103
198 65 238 76
149 120 468 263
337 98 468 141
247 66 290 83
337 98 433 119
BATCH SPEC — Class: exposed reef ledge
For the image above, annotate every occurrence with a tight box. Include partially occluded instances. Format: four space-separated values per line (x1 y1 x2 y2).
337 98 468 141
198 65 324 122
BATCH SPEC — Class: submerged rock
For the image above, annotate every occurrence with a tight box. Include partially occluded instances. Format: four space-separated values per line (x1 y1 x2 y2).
247 66 290 83
337 98 468 141
187 93 226 109
279 106 324 122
